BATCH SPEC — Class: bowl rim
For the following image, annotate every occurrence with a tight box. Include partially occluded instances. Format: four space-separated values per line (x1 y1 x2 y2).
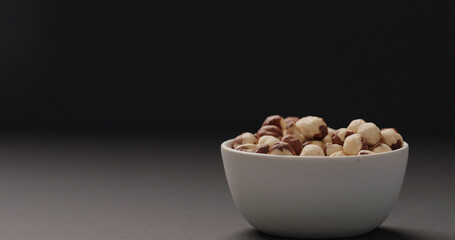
221 139 408 160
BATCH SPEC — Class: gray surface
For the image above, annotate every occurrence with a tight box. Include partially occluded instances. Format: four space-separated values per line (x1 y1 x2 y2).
0 135 454 240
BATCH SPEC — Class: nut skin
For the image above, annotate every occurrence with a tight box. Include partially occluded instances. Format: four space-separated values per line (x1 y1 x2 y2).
282 135 303 155
330 151 347 156
257 125 282 139
358 150 375 155
283 116 300 124
283 122 306 142
391 140 403 150
253 144 270 154
295 116 328 141
270 142 296 156
258 135 281 147
315 125 329 140
262 115 286 130
343 134 368 155
370 142 392 153
331 128 354 145
357 122 382 146
380 128 403 150
234 143 257 152
347 119 366 133
323 143 343 156
300 144 325 156
232 132 258 148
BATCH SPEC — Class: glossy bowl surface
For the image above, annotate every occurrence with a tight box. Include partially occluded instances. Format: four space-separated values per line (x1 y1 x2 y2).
221 139 409 238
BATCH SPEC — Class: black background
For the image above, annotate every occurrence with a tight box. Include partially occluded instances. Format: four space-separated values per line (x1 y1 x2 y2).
1 1 454 138
2 2 455 239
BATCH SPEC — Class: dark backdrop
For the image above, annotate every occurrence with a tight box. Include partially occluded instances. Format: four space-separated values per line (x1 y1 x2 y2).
1 1 454 138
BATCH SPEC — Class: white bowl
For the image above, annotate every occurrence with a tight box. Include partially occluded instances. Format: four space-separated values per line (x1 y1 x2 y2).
221 139 409 239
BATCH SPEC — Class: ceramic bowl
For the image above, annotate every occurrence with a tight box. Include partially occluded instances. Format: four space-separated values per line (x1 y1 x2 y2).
221 139 408 239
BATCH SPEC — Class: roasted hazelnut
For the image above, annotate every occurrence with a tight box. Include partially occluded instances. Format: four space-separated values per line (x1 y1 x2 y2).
300 144 325 156
328 127 336 135
254 144 270 154
262 115 286 130
331 128 354 145
257 125 282 139
357 122 381 146
330 151 347 156
358 150 375 155
283 122 306 142
295 116 328 140
270 142 295 156
258 135 280 147
322 135 332 144
234 144 257 152
343 134 368 155
302 140 325 149
323 143 343 156
232 116 404 157
371 143 392 153
282 135 303 155
347 119 366 133
322 127 336 144
232 132 257 148
284 116 299 124
380 128 403 150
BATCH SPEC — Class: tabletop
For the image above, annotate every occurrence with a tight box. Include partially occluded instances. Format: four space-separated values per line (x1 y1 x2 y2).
0 135 454 240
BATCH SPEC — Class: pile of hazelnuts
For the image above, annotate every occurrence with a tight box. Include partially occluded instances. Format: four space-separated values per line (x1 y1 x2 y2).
232 115 404 156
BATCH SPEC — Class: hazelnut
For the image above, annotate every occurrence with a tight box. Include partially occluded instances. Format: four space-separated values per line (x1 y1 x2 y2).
234 144 257 153
322 134 332 144
300 144 325 156
284 116 300 124
231 116 404 157
322 127 336 144
262 115 286 130
343 134 367 155
331 128 354 145
358 150 375 155
323 143 343 156
380 128 403 150
253 144 270 154
232 132 257 148
257 125 282 139
282 135 303 155
371 143 392 153
302 140 325 149
258 135 280 147
357 122 381 146
330 151 347 156
270 142 295 156
347 119 366 133
295 116 328 140
283 122 306 142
